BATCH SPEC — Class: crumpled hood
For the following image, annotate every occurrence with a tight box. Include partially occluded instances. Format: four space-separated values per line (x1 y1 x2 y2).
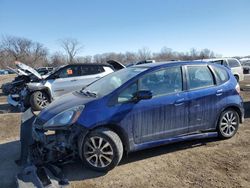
38 92 96 121
15 61 42 79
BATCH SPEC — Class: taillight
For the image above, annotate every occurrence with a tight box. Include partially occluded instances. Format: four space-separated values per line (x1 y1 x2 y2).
236 83 240 94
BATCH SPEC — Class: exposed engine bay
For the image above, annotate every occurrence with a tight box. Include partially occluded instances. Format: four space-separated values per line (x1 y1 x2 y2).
16 109 88 187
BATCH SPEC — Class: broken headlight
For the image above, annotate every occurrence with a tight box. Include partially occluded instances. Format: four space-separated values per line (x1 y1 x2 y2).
43 105 84 128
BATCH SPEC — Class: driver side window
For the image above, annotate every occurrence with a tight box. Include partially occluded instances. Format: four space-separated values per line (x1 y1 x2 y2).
138 67 182 97
58 66 80 78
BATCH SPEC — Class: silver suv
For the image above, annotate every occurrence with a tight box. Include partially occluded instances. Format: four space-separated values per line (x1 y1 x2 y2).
201 58 244 82
8 62 124 111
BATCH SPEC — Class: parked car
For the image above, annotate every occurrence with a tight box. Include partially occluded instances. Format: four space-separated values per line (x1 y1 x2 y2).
8 61 125 111
36 67 54 76
29 61 244 172
0 69 8 75
2 63 49 95
199 58 244 82
239 58 250 74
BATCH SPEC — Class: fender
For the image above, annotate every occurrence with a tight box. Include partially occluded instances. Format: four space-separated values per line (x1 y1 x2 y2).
27 83 52 101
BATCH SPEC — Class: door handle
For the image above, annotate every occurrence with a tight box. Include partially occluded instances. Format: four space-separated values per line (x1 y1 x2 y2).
70 79 77 82
216 89 223 96
174 98 185 106
95 76 101 79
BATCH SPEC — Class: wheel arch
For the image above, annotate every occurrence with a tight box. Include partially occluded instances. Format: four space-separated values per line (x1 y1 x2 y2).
28 87 52 102
216 105 243 127
89 124 130 154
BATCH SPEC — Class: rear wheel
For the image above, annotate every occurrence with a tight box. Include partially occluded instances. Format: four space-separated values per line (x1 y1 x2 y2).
217 109 239 139
79 128 123 172
30 91 50 111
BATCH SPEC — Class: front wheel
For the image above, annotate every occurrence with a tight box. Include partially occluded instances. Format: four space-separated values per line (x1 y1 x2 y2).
217 109 239 139
30 91 50 111
78 128 123 172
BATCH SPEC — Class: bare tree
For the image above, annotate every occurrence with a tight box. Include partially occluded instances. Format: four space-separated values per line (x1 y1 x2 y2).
50 52 67 67
59 38 83 63
0 35 48 68
76 55 92 63
138 47 152 61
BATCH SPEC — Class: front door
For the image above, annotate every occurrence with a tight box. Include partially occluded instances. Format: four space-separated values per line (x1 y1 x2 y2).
49 65 82 98
117 66 189 144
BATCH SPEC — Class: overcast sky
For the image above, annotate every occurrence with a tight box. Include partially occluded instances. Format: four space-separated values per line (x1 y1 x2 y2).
0 0 250 57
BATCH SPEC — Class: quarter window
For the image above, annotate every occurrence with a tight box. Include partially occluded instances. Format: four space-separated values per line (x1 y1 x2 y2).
187 66 214 90
212 60 223 65
138 67 182 97
212 66 229 84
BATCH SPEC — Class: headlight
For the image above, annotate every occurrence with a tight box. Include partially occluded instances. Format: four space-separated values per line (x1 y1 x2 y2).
43 105 84 128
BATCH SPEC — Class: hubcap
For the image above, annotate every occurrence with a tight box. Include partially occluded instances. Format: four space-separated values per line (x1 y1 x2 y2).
220 111 237 136
84 136 114 168
36 92 49 107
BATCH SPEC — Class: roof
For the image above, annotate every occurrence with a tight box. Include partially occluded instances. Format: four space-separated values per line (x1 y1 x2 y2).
133 60 210 69
195 57 236 62
66 63 112 66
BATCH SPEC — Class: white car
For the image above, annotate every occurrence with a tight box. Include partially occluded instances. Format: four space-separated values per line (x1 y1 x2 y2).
8 61 125 111
198 58 244 82
240 58 250 74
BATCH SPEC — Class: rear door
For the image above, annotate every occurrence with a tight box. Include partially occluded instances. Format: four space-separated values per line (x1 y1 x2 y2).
185 65 218 132
77 65 114 88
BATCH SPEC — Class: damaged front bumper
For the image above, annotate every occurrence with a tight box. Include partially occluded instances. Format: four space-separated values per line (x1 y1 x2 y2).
17 109 89 187
31 120 88 165
8 94 20 107
8 88 29 111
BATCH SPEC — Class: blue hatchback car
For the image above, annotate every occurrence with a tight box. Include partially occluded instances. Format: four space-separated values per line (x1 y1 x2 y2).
31 61 244 172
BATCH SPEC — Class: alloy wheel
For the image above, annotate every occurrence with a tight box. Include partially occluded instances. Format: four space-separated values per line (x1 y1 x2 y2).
36 92 49 107
219 111 238 137
84 136 114 168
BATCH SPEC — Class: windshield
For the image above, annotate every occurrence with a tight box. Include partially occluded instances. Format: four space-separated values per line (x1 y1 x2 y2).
81 67 148 97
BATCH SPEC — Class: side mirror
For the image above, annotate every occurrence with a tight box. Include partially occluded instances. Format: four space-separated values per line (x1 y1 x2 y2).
133 90 152 101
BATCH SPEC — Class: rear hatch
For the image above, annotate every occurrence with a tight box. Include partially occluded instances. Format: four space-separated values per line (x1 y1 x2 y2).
106 60 126 71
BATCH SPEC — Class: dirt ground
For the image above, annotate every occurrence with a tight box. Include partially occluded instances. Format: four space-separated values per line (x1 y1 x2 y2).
0 74 250 188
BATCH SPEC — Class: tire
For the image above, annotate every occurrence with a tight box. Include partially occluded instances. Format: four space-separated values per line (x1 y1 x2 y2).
30 91 50 111
217 109 239 139
78 128 123 172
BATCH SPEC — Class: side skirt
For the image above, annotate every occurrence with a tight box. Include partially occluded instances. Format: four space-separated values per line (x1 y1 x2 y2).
132 132 218 152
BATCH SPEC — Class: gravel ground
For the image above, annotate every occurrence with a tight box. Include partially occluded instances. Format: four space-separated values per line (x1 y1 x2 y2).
0 74 249 188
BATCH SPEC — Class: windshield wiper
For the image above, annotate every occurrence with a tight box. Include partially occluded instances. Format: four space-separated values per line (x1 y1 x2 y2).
80 90 97 98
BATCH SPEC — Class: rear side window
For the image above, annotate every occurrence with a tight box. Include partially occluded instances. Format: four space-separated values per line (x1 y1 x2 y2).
81 65 105 75
212 60 223 65
227 59 241 68
212 66 229 84
187 66 214 90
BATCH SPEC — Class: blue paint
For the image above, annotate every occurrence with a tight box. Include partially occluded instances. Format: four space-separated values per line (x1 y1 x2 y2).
36 61 244 152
